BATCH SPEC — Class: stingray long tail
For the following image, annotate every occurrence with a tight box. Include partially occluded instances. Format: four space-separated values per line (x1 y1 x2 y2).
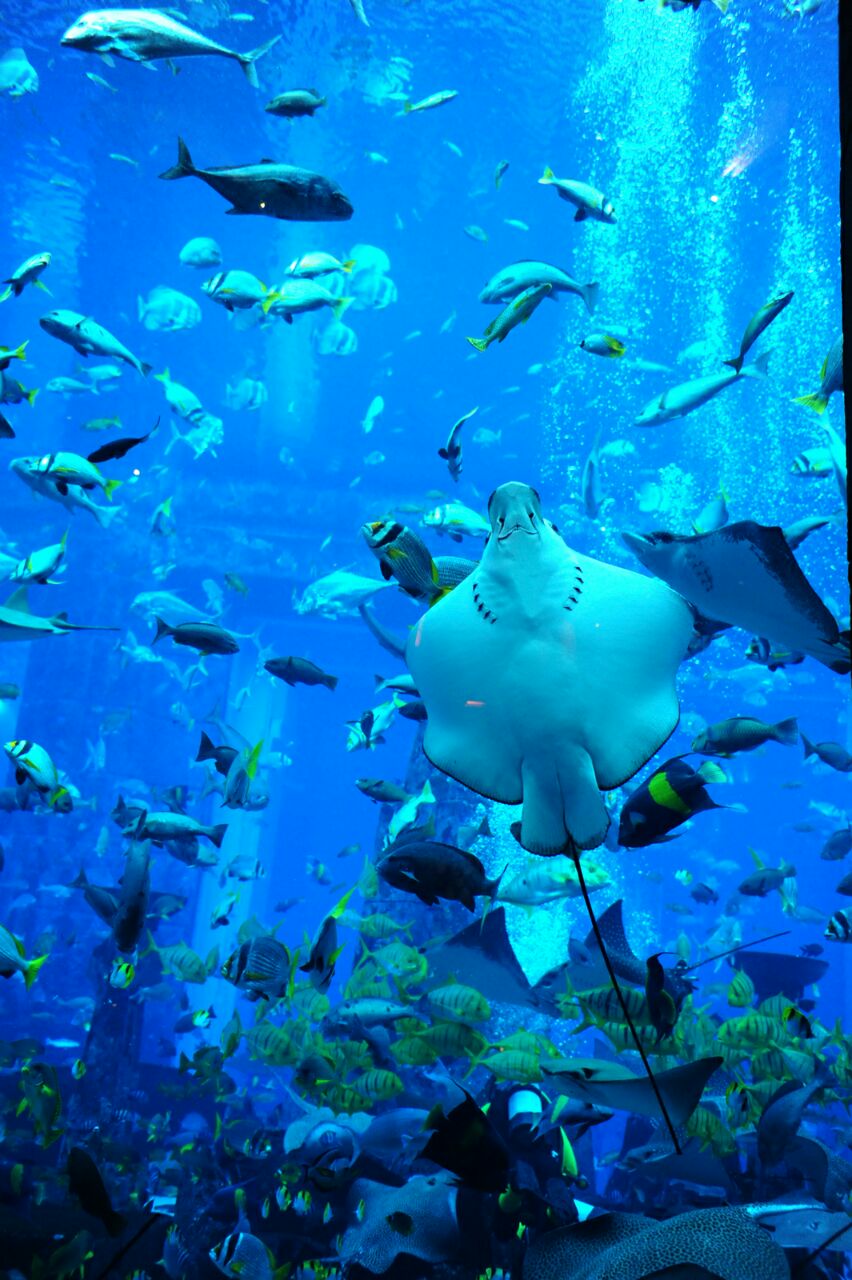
571 847 682 1156
358 602 407 658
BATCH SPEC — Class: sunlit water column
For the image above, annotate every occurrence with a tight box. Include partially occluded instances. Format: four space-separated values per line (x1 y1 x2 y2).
188 655 288 1028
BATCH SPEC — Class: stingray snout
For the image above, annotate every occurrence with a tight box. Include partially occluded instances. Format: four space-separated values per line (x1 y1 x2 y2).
488 481 543 539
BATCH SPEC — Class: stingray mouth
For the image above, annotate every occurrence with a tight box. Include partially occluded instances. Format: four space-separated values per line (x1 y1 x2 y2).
497 519 540 542
488 483 544 541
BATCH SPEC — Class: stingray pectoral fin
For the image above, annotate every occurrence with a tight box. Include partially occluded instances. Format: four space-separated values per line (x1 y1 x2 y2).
422 718 522 805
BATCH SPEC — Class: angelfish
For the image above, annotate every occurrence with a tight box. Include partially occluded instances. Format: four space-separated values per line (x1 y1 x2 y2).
300 888 354 991
438 406 477 482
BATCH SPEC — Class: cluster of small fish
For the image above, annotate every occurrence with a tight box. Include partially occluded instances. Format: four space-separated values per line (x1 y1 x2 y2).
0 2 848 1280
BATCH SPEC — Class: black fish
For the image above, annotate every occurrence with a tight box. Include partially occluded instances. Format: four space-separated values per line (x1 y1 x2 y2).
153 619 239 656
645 953 677 1042
0 411 14 439
422 1089 511 1192
377 840 504 912
265 656 338 690
67 1147 127 1237
159 137 353 222
196 731 239 777
618 756 727 847
87 420 157 465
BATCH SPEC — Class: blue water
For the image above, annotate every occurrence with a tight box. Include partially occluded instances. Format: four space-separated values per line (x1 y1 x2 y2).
0 0 848 1274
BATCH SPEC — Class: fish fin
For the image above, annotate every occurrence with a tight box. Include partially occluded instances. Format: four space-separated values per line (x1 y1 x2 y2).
773 717 799 746
793 391 829 414
574 208 587 221
437 447 449 459
742 349 772 378
246 739 263 781
341 259 356 272
159 136 195 180
152 616 173 645
104 478 122 501
605 335 626 355
208 823 228 849
697 760 727 785
722 355 743 372
24 954 48 991
332 296 354 321
3 585 31 614
538 165 555 183
329 886 356 921
581 281 599 315
466 337 488 352
33 280 51 295
238 34 281 88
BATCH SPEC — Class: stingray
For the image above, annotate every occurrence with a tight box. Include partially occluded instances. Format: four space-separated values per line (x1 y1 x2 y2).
339 1174 460 1274
533 900 695 1007
426 907 541 1010
408 483 695 856
734 948 828 1002
0 586 117 643
622 520 850 675
618 1135 738 1196
539 1055 722 1128
523 1207 790 1280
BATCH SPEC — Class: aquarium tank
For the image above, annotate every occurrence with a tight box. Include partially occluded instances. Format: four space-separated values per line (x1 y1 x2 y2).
0 0 849 1276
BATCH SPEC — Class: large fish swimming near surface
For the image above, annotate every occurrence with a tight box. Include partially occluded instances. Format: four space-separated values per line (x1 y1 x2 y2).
160 138 354 222
0 586 117 642
60 10 280 86
478 261 598 315
635 351 770 425
622 520 851 674
407 482 696 855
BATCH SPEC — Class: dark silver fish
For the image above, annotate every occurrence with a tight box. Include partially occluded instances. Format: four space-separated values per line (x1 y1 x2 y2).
160 138 353 222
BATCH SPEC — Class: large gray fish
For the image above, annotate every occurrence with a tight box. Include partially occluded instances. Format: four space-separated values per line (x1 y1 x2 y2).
636 350 770 424
132 810 227 848
39 310 151 375
479 260 598 314
160 138 354 222
61 10 280 86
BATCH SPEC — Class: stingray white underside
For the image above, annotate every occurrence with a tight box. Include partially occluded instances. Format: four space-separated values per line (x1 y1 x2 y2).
407 537 695 855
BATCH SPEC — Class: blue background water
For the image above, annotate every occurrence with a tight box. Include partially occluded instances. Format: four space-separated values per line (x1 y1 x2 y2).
0 0 846 1078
